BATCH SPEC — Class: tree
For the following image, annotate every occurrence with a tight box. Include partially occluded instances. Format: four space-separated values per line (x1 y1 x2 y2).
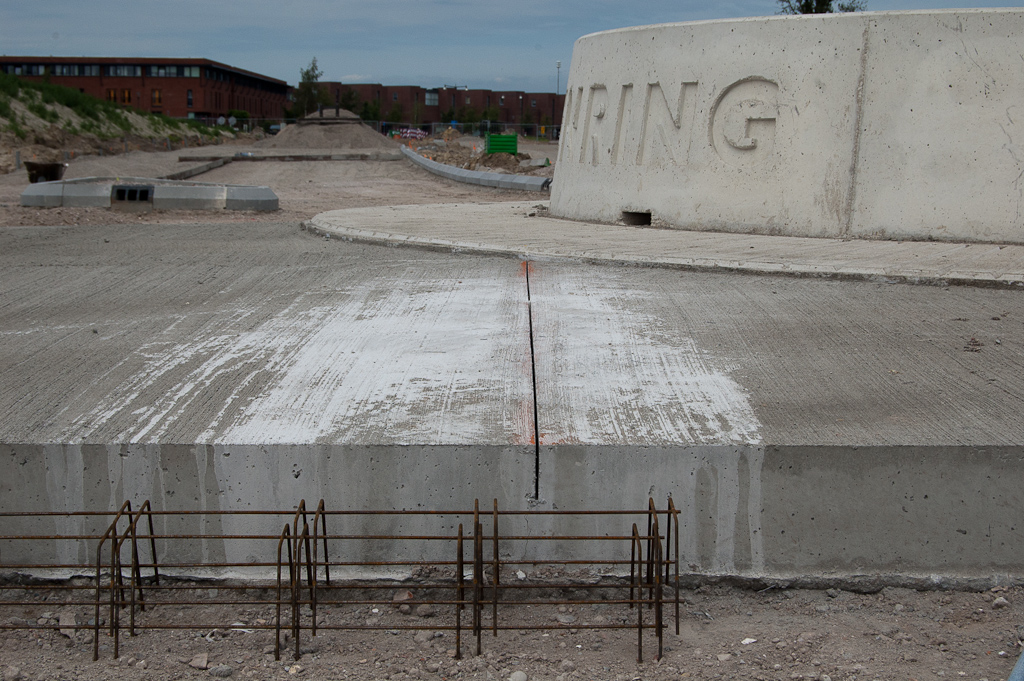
777 0 865 13
385 102 404 123
292 57 331 117
340 88 360 112
358 99 381 122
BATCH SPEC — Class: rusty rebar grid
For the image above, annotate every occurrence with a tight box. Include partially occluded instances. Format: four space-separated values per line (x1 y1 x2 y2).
0 497 681 664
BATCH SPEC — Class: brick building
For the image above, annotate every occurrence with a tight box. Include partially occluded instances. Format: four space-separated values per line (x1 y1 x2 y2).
0 57 288 121
322 82 564 131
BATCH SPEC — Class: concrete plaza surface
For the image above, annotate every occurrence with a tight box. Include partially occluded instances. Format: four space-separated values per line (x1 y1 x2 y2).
1 217 1023 580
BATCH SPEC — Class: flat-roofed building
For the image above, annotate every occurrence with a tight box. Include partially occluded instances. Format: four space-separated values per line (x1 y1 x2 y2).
322 81 564 131
0 56 288 121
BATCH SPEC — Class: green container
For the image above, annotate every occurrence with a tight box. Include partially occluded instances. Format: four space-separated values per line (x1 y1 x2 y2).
486 134 518 155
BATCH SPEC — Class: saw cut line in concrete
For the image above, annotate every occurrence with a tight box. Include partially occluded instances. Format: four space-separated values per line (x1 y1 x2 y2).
524 260 541 499
308 202 1024 289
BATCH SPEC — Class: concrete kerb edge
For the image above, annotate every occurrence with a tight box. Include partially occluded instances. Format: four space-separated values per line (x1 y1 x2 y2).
162 158 230 181
304 218 1024 290
401 146 551 192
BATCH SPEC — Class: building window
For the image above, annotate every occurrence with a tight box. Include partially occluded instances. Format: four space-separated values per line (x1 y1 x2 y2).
105 65 141 77
107 89 117 102
392 93 398 101
425 91 438 106
121 89 131 104
531 99 536 107
466 96 471 105
187 89 193 107
152 89 162 106
499 95 505 105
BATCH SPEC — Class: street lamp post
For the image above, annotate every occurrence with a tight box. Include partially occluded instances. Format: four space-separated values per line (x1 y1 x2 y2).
556 61 561 95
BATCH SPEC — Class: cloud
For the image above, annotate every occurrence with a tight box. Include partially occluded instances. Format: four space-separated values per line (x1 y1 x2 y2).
3 0 1021 89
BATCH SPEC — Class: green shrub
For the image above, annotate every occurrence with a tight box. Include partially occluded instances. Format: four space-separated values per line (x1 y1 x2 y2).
105 108 132 132
26 100 59 123
0 73 20 98
8 121 27 139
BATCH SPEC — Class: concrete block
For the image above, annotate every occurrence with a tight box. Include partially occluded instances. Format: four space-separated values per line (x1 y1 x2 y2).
62 183 112 208
153 185 226 210
225 186 279 211
19 182 63 207
551 10 1024 244
510 176 548 192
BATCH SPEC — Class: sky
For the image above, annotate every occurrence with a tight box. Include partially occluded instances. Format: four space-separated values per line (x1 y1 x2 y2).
1 1 1021 92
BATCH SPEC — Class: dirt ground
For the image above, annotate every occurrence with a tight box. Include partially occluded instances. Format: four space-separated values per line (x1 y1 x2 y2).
2 582 1021 681
1 146 1023 681
410 134 557 179
0 147 525 228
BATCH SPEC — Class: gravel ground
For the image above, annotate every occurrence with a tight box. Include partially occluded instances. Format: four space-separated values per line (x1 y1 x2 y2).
0 148 525 227
2 583 1021 681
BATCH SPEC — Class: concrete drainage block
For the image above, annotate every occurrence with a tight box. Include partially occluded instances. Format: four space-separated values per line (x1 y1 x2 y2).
19 182 63 208
225 186 280 211
152 185 227 211
20 177 279 211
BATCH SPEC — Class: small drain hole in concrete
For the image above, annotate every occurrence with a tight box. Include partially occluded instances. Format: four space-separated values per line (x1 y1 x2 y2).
112 185 154 203
622 210 652 226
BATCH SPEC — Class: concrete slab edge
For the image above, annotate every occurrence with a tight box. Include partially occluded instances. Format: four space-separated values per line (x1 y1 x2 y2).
57 176 263 188
162 158 230 180
401 146 551 192
305 220 1024 290
178 152 403 162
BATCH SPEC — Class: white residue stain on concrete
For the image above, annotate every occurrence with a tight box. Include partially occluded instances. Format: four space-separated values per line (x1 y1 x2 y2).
215 272 532 444
65 269 532 445
531 267 762 445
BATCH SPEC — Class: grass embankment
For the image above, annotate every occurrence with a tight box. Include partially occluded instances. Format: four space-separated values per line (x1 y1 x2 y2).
0 73 233 173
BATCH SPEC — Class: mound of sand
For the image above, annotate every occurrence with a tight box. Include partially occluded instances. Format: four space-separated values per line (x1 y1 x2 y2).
256 110 398 150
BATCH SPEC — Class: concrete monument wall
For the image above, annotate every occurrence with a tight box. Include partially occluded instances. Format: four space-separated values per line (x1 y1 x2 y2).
550 10 1024 244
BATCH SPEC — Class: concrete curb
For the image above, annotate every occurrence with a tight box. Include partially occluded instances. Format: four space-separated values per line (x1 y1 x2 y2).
400 146 551 192
307 205 1024 290
162 158 229 180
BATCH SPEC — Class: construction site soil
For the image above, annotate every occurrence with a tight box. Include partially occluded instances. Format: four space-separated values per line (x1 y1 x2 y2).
0 136 1021 681
2 581 1020 681
254 120 399 151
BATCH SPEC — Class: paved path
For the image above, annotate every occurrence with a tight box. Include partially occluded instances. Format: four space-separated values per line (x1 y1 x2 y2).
310 202 1024 288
